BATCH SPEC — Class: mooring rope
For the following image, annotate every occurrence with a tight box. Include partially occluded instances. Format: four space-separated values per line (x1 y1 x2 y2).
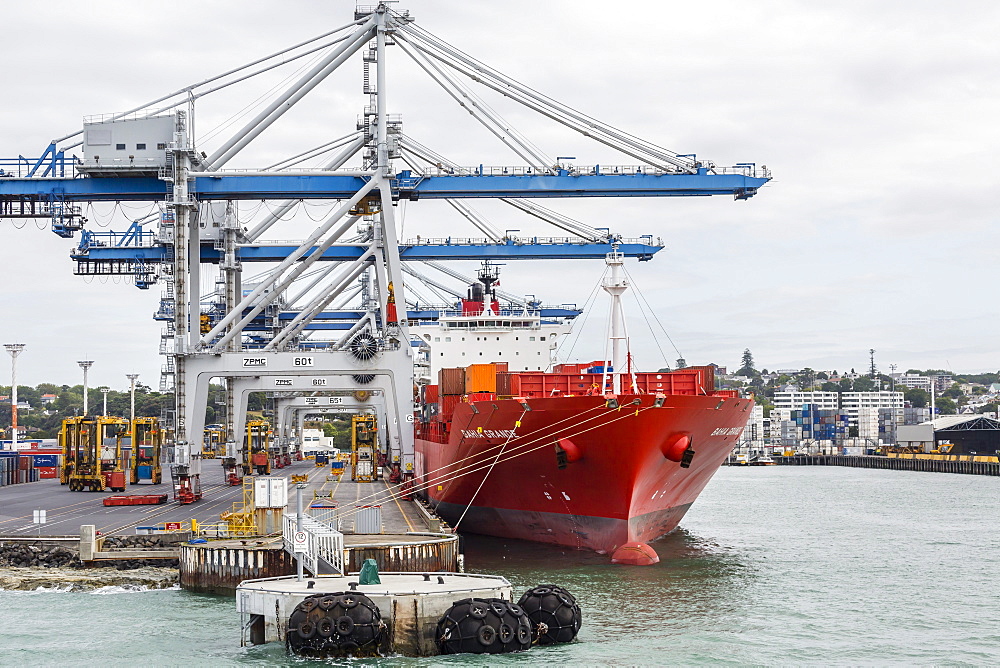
452 407 527 531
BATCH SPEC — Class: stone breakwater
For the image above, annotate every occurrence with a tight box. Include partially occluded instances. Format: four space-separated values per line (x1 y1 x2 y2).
0 543 79 568
0 566 179 591
0 536 180 576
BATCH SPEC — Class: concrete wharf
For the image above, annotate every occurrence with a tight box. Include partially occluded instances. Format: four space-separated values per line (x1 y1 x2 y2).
0 456 458 593
181 460 458 594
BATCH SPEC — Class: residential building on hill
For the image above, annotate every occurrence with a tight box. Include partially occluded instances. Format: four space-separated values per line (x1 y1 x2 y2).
773 391 838 411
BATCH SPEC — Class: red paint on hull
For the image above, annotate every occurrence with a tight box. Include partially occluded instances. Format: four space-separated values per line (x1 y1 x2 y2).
415 392 751 560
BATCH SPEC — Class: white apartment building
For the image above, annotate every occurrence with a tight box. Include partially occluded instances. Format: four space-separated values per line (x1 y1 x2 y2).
841 391 904 427
896 374 953 393
897 374 931 391
772 391 839 411
773 390 904 429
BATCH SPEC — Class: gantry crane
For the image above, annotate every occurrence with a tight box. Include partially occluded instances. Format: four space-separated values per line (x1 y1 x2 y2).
1 3 770 503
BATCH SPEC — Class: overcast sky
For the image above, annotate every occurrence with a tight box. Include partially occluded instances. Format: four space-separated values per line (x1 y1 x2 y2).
1 0 998 389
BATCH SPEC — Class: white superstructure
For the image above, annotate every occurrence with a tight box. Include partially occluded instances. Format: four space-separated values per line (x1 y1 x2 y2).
413 314 570 378
409 263 576 382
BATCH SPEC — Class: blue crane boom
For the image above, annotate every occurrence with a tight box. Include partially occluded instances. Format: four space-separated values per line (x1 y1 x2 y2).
0 167 768 204
72 238 663 265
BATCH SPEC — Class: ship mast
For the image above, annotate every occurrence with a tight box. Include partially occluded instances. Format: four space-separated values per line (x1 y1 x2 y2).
477 261 500 316
602 244 630 395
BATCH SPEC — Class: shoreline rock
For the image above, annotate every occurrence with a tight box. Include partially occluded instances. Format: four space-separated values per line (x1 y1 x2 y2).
0 566 179 592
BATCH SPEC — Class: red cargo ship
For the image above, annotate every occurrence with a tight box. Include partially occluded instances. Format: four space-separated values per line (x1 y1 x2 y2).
413 250 751 565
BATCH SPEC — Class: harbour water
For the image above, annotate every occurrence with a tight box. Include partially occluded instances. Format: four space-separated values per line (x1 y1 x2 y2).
1 466 997 665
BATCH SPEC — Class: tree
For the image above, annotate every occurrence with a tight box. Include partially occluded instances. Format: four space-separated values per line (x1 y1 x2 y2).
736 349 756 377
935 397 957 415
905 388 929 408
817 371 829 380
820 382 840 393
839 378 853 392
758 397 775 416
853 377 876 392
941 384 963 400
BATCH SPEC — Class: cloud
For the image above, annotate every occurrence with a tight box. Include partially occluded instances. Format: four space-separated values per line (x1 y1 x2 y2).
1 0 998 390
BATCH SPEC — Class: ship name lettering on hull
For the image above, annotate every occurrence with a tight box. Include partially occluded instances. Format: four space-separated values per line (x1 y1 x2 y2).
461 429 517 439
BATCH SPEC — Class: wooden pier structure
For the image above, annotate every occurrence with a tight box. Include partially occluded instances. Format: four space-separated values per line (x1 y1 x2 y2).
774 454 1000 476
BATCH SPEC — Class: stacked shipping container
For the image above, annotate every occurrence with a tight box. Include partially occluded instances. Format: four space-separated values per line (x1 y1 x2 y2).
0 449 64 484
0 451 41 485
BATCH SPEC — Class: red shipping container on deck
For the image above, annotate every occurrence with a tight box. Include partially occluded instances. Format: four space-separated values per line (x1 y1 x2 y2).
496 372 512 396
440 395 462 418
439 367 466 395
424 384 439 404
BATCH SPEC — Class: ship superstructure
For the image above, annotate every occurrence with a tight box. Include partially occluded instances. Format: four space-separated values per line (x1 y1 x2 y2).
410 262 578 382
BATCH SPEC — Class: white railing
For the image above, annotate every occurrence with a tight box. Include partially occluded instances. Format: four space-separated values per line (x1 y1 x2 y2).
83 110 173 124
282 512 344 576
402 235 661 247
413 163 770 179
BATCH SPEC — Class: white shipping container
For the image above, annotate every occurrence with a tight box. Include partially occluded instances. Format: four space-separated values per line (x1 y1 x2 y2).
354 505 382 534
254 477 288 509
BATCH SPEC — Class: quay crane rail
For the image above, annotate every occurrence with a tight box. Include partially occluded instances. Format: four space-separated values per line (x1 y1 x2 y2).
0 3 770 504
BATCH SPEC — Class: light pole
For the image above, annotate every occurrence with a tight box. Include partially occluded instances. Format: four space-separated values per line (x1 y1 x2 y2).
4 344 25 449
126 374 140 425
126 374 139 449
100 387 110 417
77 360 94 416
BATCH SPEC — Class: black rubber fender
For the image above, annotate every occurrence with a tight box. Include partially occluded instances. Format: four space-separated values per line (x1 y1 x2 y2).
297 621 316 639
336 615 355 636
476 624 497 646
517 584 582 645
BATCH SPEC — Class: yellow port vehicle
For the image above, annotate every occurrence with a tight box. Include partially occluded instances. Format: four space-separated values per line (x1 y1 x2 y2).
203 424 226 459
351 415 378 482
129 417 163 484
60 416 129 492
243 420 271 476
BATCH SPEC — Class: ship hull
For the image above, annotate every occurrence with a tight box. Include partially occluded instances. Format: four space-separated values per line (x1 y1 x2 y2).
415 393 752 561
